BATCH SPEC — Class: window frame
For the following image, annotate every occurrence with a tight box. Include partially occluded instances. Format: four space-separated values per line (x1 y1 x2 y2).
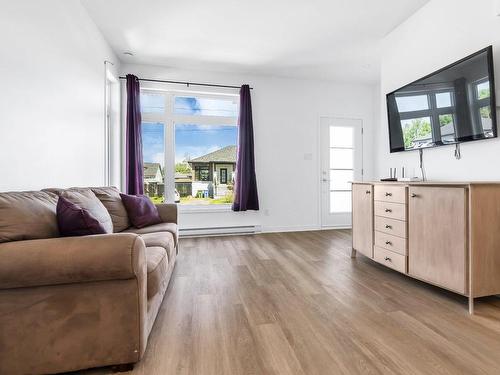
395 88 456 148
139 86 239 209
471 78 492 134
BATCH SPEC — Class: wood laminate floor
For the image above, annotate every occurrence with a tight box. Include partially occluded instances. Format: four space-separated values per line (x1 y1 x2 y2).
83 230 500 375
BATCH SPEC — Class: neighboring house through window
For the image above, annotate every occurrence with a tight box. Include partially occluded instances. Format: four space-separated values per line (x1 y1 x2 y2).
140 88 239 207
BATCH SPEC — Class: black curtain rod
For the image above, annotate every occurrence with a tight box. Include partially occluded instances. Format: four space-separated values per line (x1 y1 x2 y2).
118 76 253 90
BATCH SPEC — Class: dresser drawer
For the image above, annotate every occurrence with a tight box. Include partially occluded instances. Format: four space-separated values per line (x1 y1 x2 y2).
373 246 406 273
374 216 407 238
375 231 406 255
374 185 406 204
374 201 406 221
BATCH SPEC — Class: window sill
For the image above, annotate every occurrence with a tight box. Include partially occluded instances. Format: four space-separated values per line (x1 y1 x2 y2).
178 204 233 214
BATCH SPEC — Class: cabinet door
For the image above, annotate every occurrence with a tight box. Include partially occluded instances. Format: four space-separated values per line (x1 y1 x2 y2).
408 186 467 294
352 184 373 258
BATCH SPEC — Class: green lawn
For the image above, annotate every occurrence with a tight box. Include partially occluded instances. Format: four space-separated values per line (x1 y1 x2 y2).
180 194 233 205
149 196 165 204
148 194 233 205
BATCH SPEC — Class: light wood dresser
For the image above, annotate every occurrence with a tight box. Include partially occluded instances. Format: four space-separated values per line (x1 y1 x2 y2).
352 181 500 314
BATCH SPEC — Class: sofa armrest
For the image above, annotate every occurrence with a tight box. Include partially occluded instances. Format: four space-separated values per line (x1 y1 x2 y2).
0 233 146 290
156 203 178 224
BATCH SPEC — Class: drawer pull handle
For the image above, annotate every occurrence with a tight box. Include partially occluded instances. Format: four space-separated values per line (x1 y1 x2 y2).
385 208 392 213
385 241 392 245
384 256 392 262
385 224 392 229
411 193 418 198
366 190 371 194
385 192 392 196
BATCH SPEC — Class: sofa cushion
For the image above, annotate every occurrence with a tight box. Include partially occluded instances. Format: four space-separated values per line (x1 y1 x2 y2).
91 187 131 232
146 246 168 299
140 232 175 262
56 196 106 237
60 189 113 233
124 222 178 246
0 191 59 243
120 194 162 229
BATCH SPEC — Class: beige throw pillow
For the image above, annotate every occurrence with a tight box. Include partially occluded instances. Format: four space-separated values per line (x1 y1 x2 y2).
91 187 131 232
0 191 59 243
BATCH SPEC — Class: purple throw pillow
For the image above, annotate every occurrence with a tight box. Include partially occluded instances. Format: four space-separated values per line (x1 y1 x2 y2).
56 196 106 237
120 194 162 229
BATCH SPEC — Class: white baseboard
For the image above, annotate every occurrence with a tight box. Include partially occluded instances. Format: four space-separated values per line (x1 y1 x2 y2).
260 225 352 233
261 224 321 233
179 224 352 237
180 225 262 238
320 225 352 230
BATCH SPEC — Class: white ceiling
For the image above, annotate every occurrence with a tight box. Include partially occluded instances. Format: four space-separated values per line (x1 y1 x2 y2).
82 0 429 83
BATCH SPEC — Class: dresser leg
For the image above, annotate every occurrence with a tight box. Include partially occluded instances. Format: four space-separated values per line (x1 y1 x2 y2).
351 248 357 258
468 296 474 315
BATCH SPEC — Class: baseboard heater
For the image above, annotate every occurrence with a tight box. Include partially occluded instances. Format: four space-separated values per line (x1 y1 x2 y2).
179 225 261 237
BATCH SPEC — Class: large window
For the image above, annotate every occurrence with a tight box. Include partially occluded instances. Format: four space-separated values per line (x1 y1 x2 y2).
140 90 238 207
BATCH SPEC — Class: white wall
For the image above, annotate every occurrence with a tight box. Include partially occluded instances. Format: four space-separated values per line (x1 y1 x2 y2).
376 0 500 180
0 0 120 191
121 64 376 232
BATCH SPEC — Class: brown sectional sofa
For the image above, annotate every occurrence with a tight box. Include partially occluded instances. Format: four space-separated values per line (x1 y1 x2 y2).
0 187 178 374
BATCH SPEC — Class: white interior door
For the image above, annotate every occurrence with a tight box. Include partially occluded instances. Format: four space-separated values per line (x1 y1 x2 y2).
320 117 363 228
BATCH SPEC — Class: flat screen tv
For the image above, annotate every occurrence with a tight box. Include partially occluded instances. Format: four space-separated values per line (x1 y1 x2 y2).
386 46 497 153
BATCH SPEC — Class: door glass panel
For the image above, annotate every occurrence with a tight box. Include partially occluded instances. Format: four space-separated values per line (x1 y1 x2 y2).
330 148 353 169
141 122 165 203
330 170 353 190
328 123 355 215
330 191 351 213
329 126 353 148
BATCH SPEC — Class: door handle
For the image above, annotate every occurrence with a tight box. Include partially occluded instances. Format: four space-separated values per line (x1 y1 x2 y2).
385 192 392 196
384 256 392 262
385 241 392 245
385 225 392 229
365 190 371 194
385 208 392 212
411 193 418 198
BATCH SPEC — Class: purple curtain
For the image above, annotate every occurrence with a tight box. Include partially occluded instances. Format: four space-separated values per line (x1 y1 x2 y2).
232 85 259 211
126 74 144 195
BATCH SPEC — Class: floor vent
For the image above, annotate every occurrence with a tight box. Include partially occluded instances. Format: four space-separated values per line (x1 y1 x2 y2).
179 225 261 238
